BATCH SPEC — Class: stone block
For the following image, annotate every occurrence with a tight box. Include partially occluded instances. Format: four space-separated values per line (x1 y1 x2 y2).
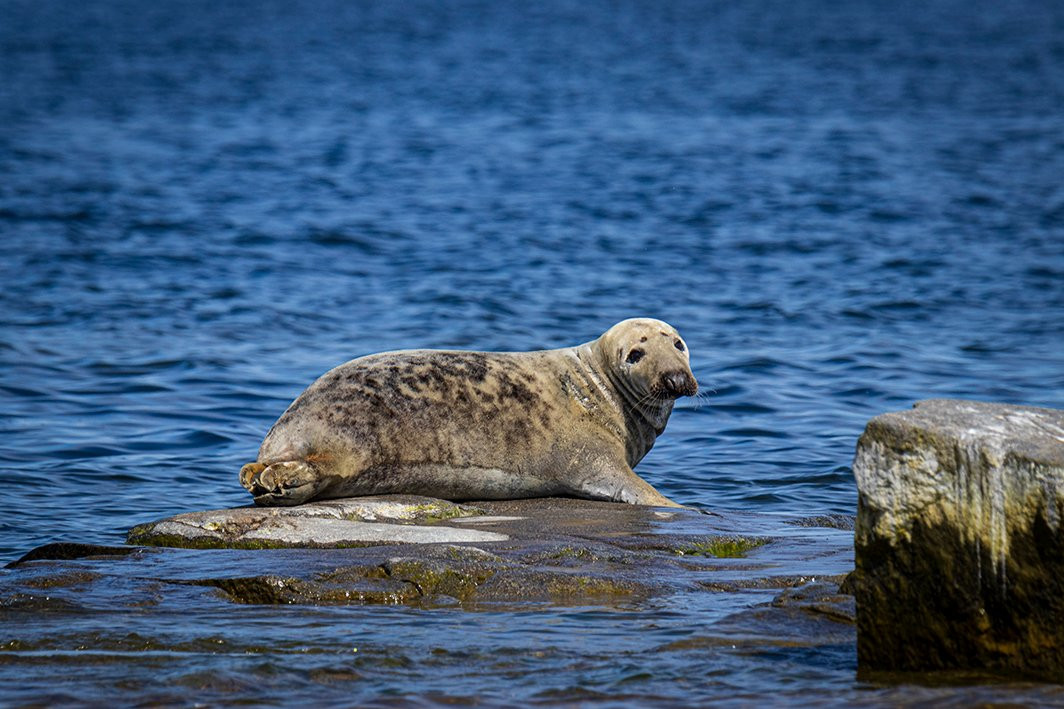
851 399 1064 679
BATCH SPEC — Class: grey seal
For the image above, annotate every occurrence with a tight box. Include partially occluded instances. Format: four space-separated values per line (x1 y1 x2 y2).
240 318 698 507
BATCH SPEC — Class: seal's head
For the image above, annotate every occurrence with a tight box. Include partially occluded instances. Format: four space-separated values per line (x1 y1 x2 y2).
596 318 698 402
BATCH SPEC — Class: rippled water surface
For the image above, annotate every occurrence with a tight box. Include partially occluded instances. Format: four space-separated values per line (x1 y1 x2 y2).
2 0 1063 703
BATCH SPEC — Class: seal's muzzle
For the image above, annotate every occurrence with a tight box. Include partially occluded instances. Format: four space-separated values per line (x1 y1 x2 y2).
661 371 698 398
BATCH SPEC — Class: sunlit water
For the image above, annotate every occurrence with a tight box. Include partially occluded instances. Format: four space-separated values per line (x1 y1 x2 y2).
1 0 1062 703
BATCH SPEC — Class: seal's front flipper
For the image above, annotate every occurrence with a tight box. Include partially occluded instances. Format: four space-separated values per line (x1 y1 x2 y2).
615 472 684 508
240 459 325 506
572 464 683 508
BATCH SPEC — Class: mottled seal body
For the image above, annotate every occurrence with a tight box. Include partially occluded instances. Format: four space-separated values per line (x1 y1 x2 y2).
240 318 697 507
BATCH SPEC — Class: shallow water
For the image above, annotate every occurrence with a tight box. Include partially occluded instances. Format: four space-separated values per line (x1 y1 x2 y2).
2 0 1063 703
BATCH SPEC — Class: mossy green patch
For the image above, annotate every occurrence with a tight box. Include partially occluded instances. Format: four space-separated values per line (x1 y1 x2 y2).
198 576 305 604
127 526 241 550
674 536 770 558
380 559 496 600
546 546 598 561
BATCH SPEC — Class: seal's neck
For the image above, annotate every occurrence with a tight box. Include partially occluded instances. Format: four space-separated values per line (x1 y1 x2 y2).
576 342 674 467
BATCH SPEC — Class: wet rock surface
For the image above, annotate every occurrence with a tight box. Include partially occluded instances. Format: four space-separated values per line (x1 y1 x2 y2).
98 496 852 608
851 399 1064 680
3 496 853 614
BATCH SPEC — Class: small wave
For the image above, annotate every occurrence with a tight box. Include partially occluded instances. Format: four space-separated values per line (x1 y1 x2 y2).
47 445 125 460
718 427 792 439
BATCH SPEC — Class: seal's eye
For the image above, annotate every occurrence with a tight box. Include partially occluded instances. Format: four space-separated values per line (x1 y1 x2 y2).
626 348 645 364
675 340 685 352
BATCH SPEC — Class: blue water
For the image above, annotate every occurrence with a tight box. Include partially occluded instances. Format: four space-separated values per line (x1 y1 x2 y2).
1 0 1063 702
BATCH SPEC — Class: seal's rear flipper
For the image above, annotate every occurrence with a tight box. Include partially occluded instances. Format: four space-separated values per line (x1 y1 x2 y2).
241 460 325 506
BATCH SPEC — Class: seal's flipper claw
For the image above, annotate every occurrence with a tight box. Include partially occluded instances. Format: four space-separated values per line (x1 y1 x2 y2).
239 462 266 490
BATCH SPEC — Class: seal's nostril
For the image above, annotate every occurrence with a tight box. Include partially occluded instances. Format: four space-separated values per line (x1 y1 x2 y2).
662 371 696 396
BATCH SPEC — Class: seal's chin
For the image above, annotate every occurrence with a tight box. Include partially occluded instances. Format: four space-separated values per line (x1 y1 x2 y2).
654 371 698 399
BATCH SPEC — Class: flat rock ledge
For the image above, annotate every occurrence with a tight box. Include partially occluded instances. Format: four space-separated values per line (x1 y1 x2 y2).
127 496 506 548
850 399 1064 680
5 497 853 619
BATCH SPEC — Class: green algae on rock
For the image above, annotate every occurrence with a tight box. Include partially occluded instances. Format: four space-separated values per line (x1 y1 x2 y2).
674 535 770 558
850 399 1064 680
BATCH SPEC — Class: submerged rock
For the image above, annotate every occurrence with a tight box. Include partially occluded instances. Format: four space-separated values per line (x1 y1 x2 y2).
850 399 1064 680
5 542 141 569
